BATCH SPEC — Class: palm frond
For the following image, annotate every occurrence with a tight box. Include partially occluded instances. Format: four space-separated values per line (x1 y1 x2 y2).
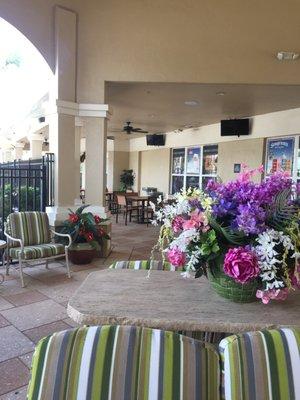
266 189 298 230
209 218 247 245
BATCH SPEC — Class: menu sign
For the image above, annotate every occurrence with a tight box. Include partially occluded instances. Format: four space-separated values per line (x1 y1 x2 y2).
266 138 295 176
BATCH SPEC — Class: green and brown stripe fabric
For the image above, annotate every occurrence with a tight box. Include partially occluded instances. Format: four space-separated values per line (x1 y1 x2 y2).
9 243 65 260
28 325 220 400
219 328 300 400
110 260 183 271
6 211 51 247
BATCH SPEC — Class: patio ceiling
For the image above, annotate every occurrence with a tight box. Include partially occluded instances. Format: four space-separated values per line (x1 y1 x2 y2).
106 82 300 140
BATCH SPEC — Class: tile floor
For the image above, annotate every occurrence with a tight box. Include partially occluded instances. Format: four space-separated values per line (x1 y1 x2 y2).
0 220 159 398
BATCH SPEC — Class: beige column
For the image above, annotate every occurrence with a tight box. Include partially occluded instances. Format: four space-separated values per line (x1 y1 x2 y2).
49 111 76 207
74 121 82 203
84 117 107 209
46 6 77 226
13 143 25 160
29 134 44 159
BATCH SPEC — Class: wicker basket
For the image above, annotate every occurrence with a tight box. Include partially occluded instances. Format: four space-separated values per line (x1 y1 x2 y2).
207 256 258 303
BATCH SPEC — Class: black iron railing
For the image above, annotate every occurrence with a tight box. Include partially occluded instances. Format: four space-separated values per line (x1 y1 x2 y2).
0 153 54 238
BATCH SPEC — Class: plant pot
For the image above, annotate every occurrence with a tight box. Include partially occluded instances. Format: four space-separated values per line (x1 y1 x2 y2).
207 256 258 303
68 243 96 265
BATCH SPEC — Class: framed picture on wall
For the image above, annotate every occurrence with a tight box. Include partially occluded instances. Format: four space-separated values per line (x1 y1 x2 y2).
172 148 185 174
202 145 218 175
265 137 295 176
186 147 201 174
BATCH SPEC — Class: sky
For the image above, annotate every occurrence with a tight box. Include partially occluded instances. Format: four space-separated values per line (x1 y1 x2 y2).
0 17 53 136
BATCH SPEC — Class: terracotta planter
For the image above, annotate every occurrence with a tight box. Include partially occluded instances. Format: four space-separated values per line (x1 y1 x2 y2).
68 243 96 265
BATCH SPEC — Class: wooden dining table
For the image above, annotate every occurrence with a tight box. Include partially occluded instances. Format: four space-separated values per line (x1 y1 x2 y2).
67 269 300 333
127 195 150 223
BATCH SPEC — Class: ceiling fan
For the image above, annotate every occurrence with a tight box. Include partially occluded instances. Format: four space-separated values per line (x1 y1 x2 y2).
110 121 149 135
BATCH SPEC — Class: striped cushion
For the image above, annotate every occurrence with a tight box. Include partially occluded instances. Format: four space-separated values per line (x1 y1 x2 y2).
219 328 300 400
9 243 65 260
28 325 220 400
110 259 183 271
6 212 51 247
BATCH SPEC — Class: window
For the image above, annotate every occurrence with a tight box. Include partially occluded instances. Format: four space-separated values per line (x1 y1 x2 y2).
170 145 218 194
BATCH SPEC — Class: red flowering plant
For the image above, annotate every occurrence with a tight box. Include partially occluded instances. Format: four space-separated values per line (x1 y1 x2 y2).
62 206 110 250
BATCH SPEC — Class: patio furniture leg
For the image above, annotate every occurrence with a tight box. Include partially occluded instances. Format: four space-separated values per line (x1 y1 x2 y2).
18 255 25 288
65 249 71 278
45 259 49 269
5 254 9 275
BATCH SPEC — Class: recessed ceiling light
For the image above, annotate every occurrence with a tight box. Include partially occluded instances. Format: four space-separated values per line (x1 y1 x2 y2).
216 91 226 96
184 100 199 106
276 51 299 61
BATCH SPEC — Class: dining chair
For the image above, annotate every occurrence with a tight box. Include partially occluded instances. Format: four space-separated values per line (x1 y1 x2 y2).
115 194 138 225
4 211 72 287
27 325 220 400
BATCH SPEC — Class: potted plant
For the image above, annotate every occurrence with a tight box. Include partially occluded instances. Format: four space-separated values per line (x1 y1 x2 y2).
62 206 110 264
153 165 300 303
120 169 135 191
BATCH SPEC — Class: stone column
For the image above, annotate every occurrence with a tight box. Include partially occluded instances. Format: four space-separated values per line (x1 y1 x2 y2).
13 143 25 160
46 6 77 226
83 111 109 215
74 119 82 204
29 134 44 159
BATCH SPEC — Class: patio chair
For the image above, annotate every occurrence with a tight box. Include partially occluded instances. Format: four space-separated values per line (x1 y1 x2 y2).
4 211 72 287
219 328 300 400
115 194 139 225
27 325 220 400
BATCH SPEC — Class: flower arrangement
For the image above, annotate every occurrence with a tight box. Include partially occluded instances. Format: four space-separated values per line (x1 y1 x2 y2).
154 165 300 303
62 205 110 250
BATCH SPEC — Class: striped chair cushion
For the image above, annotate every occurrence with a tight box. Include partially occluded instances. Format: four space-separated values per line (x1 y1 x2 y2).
219 328 300 400
110 259 183 271
6 212 51 247
28 325 220 400
9 243 65 260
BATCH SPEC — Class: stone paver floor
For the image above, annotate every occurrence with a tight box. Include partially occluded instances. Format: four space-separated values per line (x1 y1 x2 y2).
0 220 159 398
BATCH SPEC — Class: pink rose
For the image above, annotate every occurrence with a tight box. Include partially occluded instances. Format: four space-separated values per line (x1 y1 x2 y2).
223 247 259 284
256 288 289 304
167 247 186 267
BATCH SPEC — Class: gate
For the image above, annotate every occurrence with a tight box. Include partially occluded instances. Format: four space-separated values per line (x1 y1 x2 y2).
0 153 54 238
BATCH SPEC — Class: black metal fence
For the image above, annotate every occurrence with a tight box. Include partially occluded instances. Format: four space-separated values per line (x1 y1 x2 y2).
0 153 54 238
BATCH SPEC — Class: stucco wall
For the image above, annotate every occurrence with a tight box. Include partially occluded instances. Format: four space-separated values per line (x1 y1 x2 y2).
140 148 170 195
129 151 141 193
112 151 130 191
218 139 264 182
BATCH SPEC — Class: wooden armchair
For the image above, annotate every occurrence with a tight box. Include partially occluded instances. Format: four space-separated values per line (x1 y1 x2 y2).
4 211 72 287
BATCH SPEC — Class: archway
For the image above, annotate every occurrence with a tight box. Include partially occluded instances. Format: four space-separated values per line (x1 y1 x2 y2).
0 17 53 160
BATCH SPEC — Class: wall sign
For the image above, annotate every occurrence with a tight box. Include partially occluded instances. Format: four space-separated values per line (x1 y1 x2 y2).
265 137 295 176
234 163 241 173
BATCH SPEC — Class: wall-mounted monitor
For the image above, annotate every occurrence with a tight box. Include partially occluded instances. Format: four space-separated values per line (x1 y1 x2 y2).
221 119 250 137
146 134 166 146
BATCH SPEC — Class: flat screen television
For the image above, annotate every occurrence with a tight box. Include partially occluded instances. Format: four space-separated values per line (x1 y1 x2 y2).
221 119 250 137
146 134 166 146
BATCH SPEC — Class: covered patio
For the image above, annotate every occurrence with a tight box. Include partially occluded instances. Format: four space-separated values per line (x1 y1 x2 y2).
0 1 299 399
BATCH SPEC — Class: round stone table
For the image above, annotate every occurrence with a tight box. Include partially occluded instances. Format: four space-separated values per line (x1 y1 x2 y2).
67 269 300 333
